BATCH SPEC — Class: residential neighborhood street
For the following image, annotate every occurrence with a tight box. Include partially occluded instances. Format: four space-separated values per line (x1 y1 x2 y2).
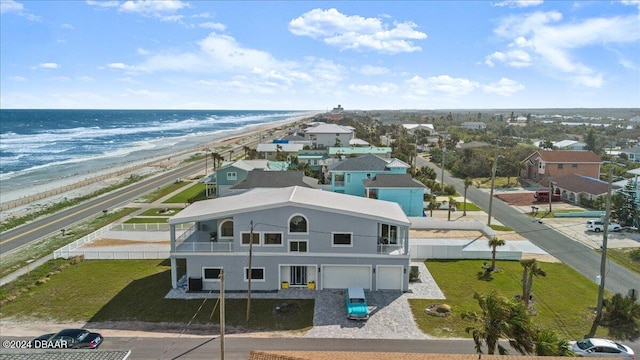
416 155 640 296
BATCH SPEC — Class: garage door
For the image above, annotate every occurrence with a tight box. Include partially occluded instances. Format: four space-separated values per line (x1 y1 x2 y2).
322 265 371 290
377 265 403 290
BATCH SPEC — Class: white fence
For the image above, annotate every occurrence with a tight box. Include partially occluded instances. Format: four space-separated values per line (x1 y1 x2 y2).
53 223 190 260
409 217 497 238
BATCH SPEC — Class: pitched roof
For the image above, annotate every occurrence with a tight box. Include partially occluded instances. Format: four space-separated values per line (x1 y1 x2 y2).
229 170 317 189
363 174 426 188
219 159 269 171
169 186 410 225
329 154 409 171
305 123 353 134
553 174 619 196
621 146 640 155
534 150 601 163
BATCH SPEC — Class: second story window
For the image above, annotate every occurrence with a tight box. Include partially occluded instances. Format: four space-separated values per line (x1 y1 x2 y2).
332 232 352 246
557 164 563 169
227 172 237 180
220 220 234 237
289 215 308 233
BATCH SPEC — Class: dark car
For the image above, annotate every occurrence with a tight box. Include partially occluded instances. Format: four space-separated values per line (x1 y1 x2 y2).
30 329 103 349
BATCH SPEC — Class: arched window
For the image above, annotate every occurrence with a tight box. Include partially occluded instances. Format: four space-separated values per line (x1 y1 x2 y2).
289 215 308 233
220 220 234 237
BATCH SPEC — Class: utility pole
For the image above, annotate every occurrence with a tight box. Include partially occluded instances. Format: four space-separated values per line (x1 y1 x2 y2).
440 144 446 193
487 156 498 226
220 269 225 360
548 175 553 213
246 221 254 322
588 166 613 337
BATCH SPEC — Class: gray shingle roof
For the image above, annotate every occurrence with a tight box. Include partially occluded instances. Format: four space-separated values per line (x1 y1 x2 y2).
330 154 400 171
230 170 317 189
553 174 619 196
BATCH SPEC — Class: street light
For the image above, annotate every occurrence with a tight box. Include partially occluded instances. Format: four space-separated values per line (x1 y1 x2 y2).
487 154 505 226
204 148 211 176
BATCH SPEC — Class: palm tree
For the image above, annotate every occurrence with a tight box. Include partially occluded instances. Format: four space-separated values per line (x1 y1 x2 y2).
600 292 640 340
532 328 572 356
488 237 506 271
243 145 251 158
447 196 458 221
427 197 438 217
229 149 234 161
520 259 546 308
462 291 535 355
211 152 223 171
463 177 473 216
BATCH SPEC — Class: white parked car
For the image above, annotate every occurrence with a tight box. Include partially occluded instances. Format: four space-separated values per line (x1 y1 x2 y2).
586 220 621 233
570 338 635 359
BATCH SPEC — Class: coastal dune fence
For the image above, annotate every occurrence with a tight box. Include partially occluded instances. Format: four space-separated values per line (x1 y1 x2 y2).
53 223 190 260
1 162 155 212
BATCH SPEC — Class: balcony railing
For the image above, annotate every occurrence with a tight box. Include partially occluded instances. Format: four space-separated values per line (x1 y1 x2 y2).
175 240 234 252
334 180 345 187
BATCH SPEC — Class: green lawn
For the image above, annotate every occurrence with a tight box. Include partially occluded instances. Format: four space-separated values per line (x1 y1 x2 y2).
0 259 313 333
137 181 191 203
163 183 206 203
409 260 607 339
457 202 482 212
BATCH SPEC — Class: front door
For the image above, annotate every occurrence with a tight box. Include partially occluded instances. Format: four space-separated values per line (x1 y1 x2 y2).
290 266 307 286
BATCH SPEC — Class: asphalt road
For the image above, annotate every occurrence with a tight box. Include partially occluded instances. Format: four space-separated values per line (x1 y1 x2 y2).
416 155 640 295
0 336 478 359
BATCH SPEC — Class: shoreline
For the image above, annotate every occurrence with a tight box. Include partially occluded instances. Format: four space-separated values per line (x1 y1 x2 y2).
0 115 312 220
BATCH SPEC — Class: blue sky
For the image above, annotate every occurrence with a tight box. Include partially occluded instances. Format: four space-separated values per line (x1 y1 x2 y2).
1 0 639 110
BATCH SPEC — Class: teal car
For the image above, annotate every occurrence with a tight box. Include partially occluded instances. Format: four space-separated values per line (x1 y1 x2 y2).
345 287 369 320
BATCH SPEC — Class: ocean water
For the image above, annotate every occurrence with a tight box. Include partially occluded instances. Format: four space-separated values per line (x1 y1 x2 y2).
0 109 312 196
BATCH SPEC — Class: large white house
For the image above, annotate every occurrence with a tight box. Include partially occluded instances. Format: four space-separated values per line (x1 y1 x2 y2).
304 123 354 149
168 186 411 292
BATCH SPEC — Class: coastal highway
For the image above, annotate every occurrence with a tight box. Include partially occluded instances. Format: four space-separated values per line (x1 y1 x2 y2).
0 159 205 254
416 155 640 295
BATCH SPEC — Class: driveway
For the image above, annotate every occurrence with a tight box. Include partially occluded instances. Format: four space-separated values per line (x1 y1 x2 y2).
303 262 444 340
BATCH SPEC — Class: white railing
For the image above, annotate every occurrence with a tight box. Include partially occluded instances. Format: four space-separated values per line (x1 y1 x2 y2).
175 224 197 250
57 250 170 260
175 241 234 253
54 224 115 259
112 223 191 231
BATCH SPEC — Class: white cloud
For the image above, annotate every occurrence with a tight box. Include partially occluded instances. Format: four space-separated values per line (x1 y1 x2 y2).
199 22 226 31
288 8 427 54
1 0 23 14
76 76 94 82
137 48 150 55
60 23 74 29
405 75 479 97
54 76 71 81
119 0 188 14
488 11 640 87
482 78 525 96
106 62 146 73
38 62 59 69
359 65 390 75
9 75 26 82
492 0 543 8
348 83 398 96
485 49 532 68
86 0 119 8
118 0 188 21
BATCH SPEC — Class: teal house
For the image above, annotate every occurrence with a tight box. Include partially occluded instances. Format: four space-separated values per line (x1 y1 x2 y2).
328 154 410 196
363 174 427 216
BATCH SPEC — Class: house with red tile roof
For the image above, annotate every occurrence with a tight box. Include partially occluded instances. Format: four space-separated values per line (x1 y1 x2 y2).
521 150 602 186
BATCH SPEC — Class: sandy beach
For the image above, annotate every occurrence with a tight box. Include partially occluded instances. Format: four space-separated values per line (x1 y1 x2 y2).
0 115 312 222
